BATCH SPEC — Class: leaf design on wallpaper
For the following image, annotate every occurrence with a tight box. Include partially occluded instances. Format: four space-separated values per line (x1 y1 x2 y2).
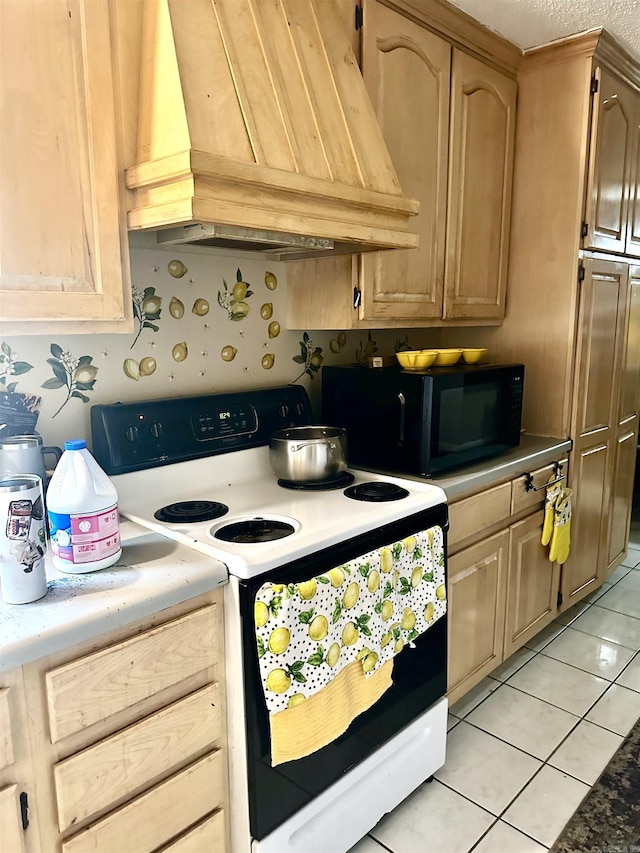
0 342 33 392
41 344 98 418
291 333 323 384
217 268 253 321
131 286 163 349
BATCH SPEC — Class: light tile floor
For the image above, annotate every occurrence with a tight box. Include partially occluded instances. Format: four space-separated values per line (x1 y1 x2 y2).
350 504 640 853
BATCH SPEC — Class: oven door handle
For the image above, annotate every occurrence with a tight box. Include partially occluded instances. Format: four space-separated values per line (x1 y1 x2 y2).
397 392 405 446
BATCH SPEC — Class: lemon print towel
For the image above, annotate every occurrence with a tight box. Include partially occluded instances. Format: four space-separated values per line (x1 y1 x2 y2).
255 525 446 764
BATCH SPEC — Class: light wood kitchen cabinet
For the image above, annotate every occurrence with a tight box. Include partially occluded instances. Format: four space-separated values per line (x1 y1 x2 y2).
0 668 35 853
2 591 228 853
441 33 640 604
504 511 560 658
0 0 132 335
286 0 519 330
629 119 640 257
447 530 509 703
447 459 566 704
583 68 638 256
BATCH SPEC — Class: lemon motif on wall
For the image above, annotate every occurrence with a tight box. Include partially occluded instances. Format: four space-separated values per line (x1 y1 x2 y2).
255 601 269 628
261 354 275 370
192 298 209 316
298 580 316 600
260 303 273 320
268 321 281 339
266 668 290 693
326 643 341 667
169 297 185 318
342 582 359 609
268 627 290 655
123 358 140 381
172 342 188 362
221 346 237 362
168 259 188 278
265 271 278 290
308 615 328 641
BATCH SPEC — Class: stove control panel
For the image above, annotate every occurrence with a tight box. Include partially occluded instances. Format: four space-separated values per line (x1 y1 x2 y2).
91 386 313 474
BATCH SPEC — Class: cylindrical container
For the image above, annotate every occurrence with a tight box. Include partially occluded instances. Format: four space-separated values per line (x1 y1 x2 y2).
0 434 62 485
0 475 48 604
46 440 122 573
269 426 348 482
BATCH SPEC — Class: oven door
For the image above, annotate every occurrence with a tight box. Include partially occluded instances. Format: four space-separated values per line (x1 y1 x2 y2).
238 503 448 845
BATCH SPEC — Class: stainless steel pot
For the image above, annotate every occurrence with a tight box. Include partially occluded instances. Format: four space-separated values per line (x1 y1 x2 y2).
269 426 348 482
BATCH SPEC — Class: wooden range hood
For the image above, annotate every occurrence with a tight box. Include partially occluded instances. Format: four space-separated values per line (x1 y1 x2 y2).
125 0 419 260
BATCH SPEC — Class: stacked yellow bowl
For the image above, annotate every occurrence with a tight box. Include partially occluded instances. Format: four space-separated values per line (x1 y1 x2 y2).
461 348 488 364
433 349 463 366
396 350 438 369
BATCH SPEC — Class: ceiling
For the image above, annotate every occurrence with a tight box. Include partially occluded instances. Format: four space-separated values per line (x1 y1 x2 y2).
446 0 640 61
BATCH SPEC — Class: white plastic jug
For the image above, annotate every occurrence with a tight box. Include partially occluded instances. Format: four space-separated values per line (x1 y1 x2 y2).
46 439 122 573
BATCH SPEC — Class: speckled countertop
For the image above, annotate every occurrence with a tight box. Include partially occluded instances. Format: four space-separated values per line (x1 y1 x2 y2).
0 520 228 673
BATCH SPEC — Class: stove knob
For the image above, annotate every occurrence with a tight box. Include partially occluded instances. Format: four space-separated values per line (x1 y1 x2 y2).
279 404 289 418
125 426 139 442
149 422 163 439
295 402 305 416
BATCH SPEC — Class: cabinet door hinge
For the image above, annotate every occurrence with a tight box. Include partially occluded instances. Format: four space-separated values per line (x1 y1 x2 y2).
581 221 589 238
557 590 563 608
353 287 362 309
578 262 585 283
590 75 599 94
19 792 29 830
355 4 363 30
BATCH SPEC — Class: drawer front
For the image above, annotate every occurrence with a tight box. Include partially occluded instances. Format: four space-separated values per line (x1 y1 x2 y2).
54 682 221 832
61 750 225 853
162 809 226 852
448 482 511 550
0 689 14 770
511 460 567 516
46 604 218 742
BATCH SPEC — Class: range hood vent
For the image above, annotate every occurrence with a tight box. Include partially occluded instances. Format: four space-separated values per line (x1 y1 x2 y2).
125 0 419 260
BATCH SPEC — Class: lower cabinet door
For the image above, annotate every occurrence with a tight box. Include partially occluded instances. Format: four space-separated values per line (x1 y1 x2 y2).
447 530 509 705
0 785 26 853
606 418 638 573
504 511 561 657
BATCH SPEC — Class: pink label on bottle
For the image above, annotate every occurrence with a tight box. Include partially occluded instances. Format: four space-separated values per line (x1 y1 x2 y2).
50 504 120 564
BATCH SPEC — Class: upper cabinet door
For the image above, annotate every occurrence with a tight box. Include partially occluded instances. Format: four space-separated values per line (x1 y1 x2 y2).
360 1 450 321
627 104 640 258
583 68 636 256
0 0 131 333
444 50 516 320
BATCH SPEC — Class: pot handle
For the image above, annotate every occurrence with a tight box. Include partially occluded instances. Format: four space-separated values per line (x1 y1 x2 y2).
291 440 337 452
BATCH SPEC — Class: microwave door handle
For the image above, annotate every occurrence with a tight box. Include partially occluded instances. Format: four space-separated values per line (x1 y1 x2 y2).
397 392 405 445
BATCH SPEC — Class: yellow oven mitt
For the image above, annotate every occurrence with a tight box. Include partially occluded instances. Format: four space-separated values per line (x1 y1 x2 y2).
549 487 572 565
541 476 563 546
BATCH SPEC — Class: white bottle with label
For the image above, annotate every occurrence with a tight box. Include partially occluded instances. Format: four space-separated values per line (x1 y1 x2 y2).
46 439 122 573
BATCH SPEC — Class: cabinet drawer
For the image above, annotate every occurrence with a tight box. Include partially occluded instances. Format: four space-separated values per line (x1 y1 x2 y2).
163 809 226 852
46 604 218 742
448 482 511 549
54 682 221 832
61 750 225 853
511 460 567 516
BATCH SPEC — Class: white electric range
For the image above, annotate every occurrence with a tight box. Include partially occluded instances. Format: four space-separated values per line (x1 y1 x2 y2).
91 385 449 853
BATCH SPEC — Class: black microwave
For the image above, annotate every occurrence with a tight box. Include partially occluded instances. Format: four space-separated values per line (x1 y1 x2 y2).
321 362 524 478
